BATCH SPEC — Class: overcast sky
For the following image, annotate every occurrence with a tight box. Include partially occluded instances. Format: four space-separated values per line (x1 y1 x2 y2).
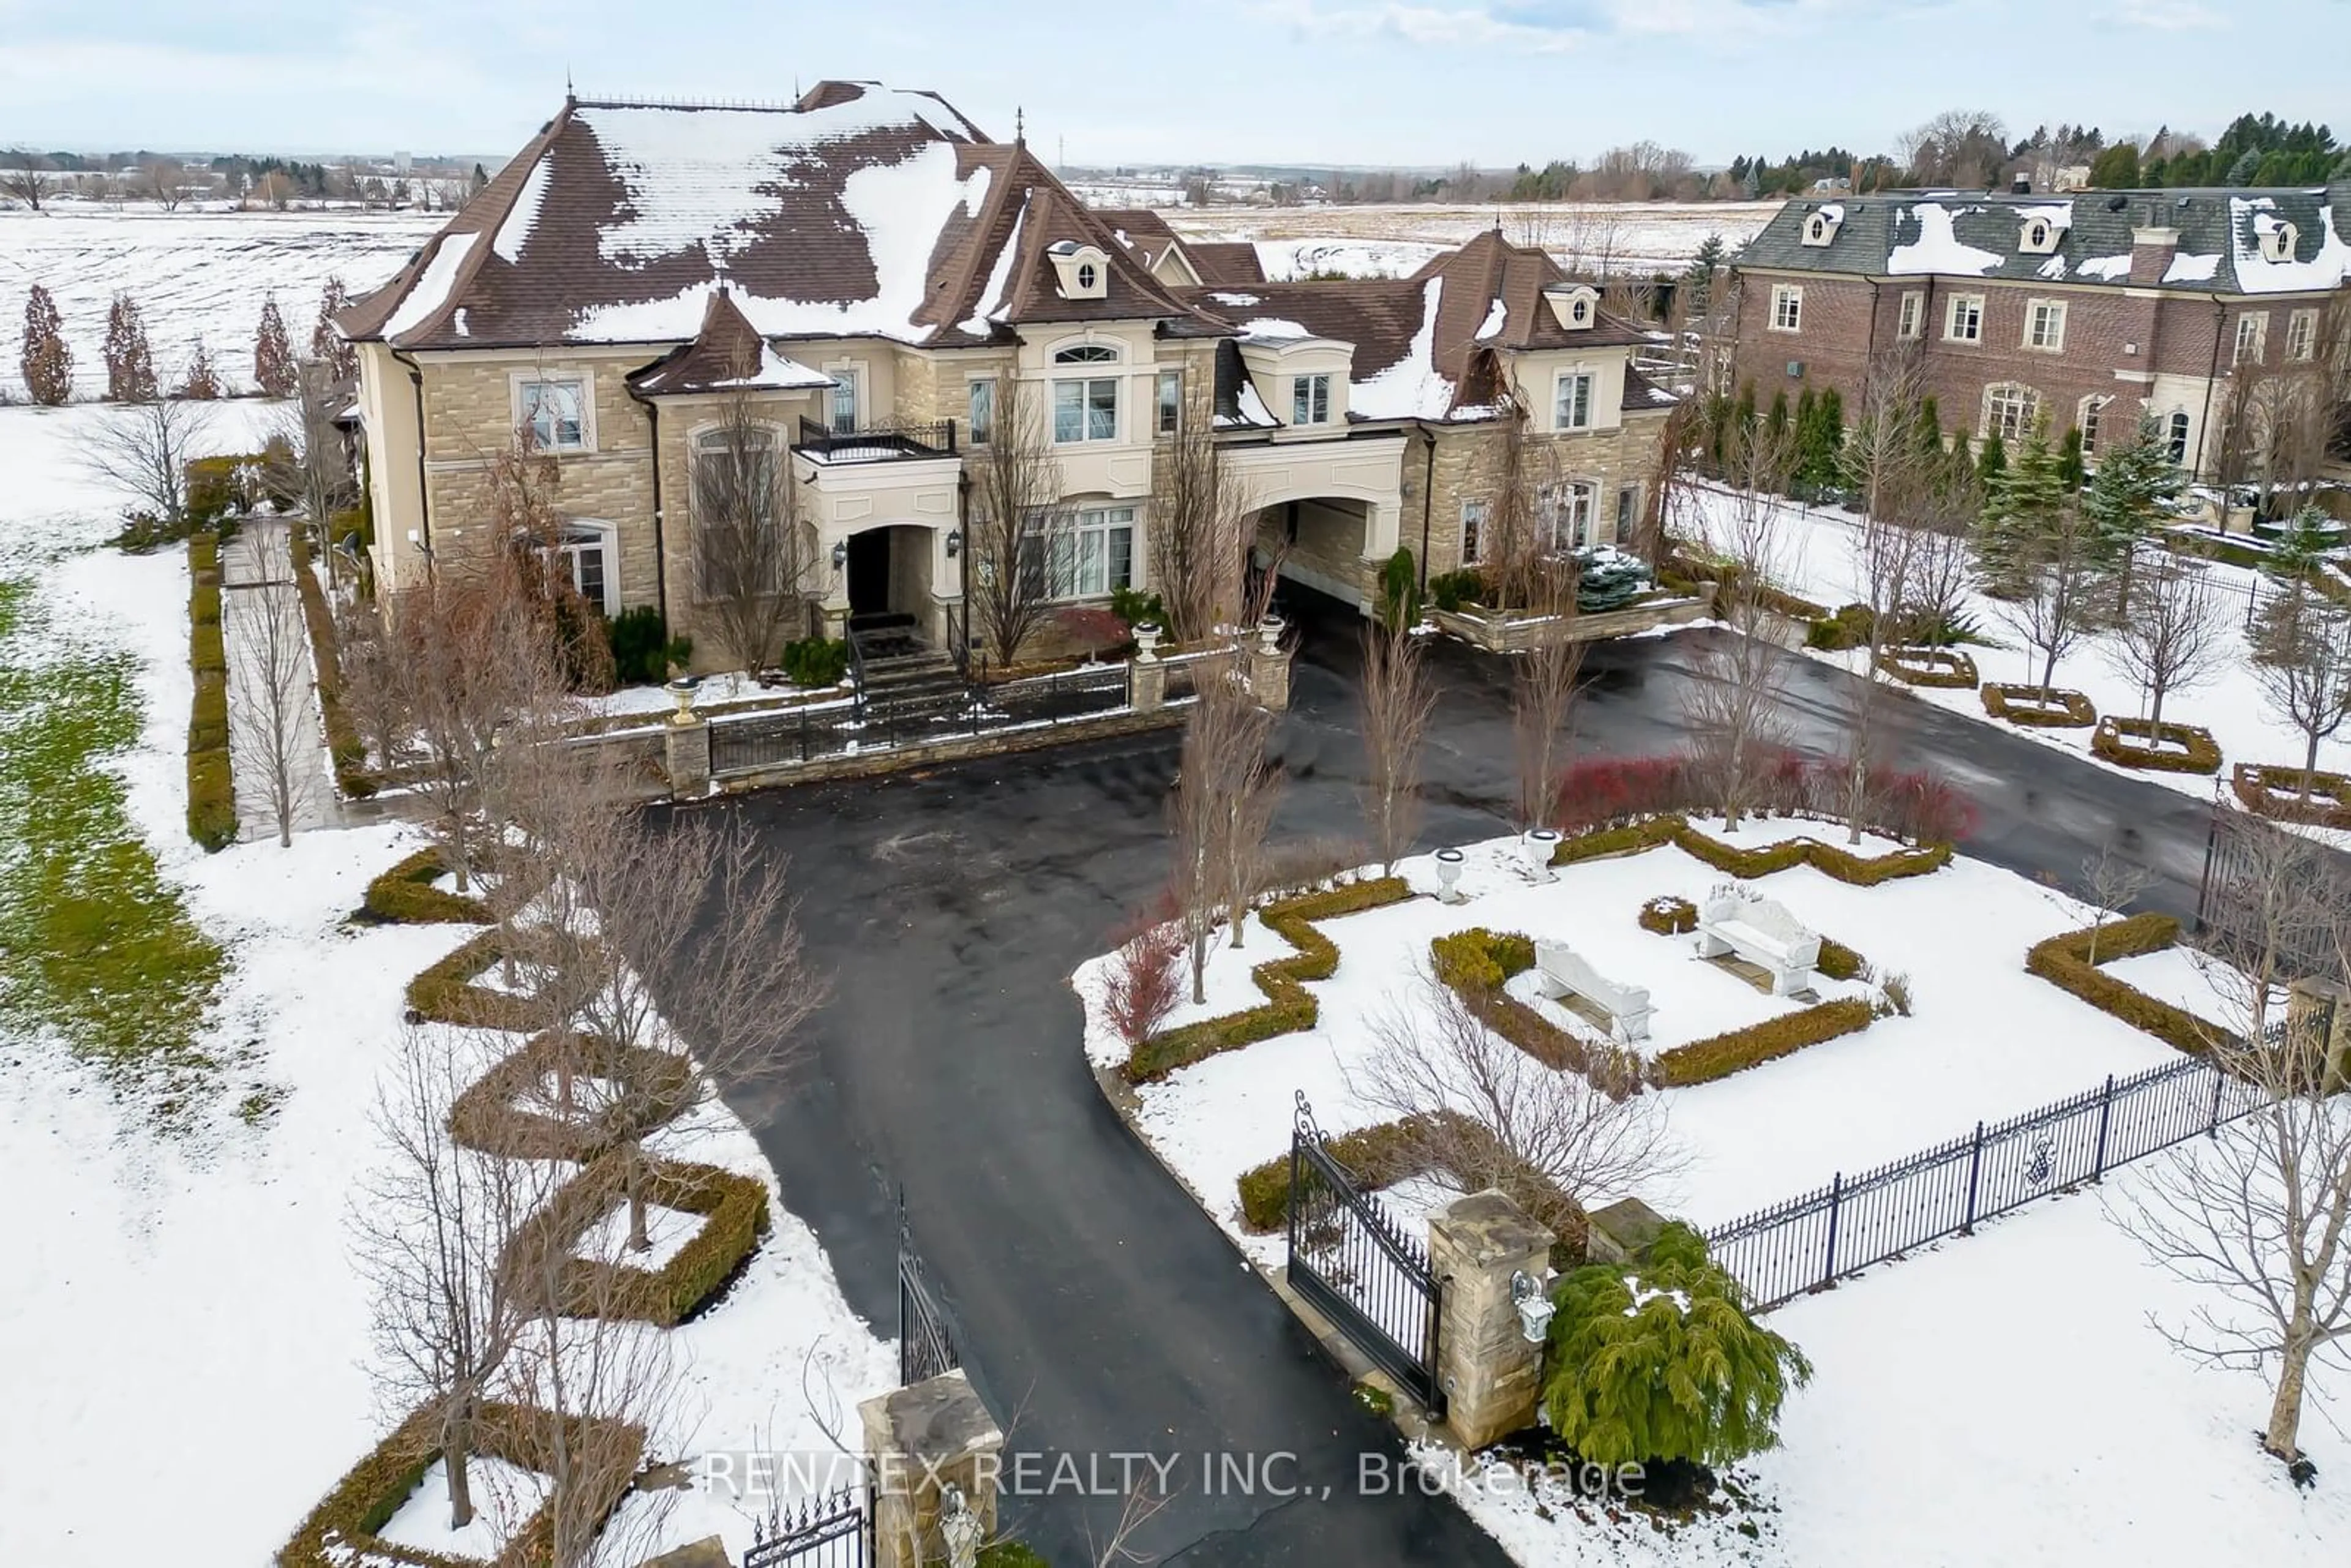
2 0 2345 168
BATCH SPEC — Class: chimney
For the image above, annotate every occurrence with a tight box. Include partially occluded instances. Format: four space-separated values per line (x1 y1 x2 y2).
2129 226 2180 287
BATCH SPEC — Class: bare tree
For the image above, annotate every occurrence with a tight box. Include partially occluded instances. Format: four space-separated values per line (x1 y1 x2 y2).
139 158 190 210
2080 844 2156 964
967 372 1064 670
694 370 818 678
2112 819 2351 1472
1168 667 1269 998
1359 618 1435 874
1355 971 1682 1242
268 360 357 588
1483 396 1555 611
1995 500 2100 694
1898 109 2009 187
354 1026 553 1531
2104 553 2225 729
1152 418 1254 642
1512 563 1587 832
0 155 55 211
2250 578 2351 796
1837 351 1930 842
84 396 217 525
1683 424 1797 830
1903 499 1976 646
228 569 313 847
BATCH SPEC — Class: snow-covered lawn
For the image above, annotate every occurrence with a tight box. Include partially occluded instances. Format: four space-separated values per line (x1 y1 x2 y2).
1679 481 2339 799
0 399 896 1567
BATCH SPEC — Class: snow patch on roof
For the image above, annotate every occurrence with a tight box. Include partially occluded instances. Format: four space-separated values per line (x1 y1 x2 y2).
2163 252 2222 284
493 156 550 264
383 232 479 341
1888 203 2003 276
1207 291 1262 306
2232 198 2351 293
1236 318 1312 342
959 195 1026 337
1351 278 1453 421
1813 203 1845 225
2077 253 2132 281
1474 297 1507 341
454 308 470 337
2036 255 2069 280
2012 203 2072 228
714 343 834 390
1235 380 1274 426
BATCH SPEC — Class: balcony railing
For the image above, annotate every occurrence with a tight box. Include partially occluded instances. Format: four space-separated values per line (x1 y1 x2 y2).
797 416 959 463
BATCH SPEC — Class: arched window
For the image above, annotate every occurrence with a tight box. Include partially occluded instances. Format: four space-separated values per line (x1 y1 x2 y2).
517 520 618 615
692 425 786 598
2166 410 2192 467
2078 395 2112 456
1053 343 1119 364
1984 383 2042 444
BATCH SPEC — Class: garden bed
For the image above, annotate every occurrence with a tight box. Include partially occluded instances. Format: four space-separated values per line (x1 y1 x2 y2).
1981 684 2098 729
405 928 598 1033
2090 716 2222 776
515 1154 771 1327
1552 812 1952 888
448 1030 698 1161
1874 645 1979 689
2231 761 2351 828
364 846 495 925
2024 913 2227 1060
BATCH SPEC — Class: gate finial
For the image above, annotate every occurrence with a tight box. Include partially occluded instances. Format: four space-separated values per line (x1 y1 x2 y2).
1293 1088 1322 1142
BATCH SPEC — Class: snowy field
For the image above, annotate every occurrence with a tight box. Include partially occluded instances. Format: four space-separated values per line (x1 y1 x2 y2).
1676 481 2351 798
0 397 895 1566
1163 200 1781 280
0 208 439 399
1076 835 2349 1565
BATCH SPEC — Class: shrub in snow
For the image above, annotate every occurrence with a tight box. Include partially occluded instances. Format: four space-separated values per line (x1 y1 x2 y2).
1651 998 1878 1087
1542 1221 1811 1472
102 291 157 403
2090 716 2223 776
515 1153 770 1326
20 283 73 404
1103 916 1182 1048
1637 895 1697 936
2024 912 2220 1058
1981 683 2098 729
174 338 223 400
252 295 297 397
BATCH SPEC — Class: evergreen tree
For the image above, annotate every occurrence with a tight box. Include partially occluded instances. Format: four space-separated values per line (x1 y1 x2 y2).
174 338 223 400
1976 418 2063 598
1542 1223 1812 1469
1976 430 2008 485
2057 426 2086 489
2082 413 2183 593
312 276 357 381
102 292 157 402
19 283 72 406
2264 505 2336 580
1913 396 1943 459
253 296 297 397
2088 142 2140 188
470 162 489 194
1733 381 1757 435
1764 389 1790 448
1948 430 1974 489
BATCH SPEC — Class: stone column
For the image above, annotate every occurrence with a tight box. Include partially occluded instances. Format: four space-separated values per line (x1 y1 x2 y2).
1130 658 1166 713
1250 619 1293 713
860 1370 1004 1568
1428 1189 1556 1450
663 684 711 795
2286 977 2351 1091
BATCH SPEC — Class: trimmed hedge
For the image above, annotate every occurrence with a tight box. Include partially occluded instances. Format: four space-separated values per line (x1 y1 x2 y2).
365 846 494 924
1551 816 1683 867
278 1398 645 1568
449 1031 699 1162
185 531 236 850
521 1153 771 1326
2231 762 2351 828
1428 928 1644 1096
1816 936 1864 982
1235 1117 1439 1232
2025 912 2221 1058
1563 814 1952 887
1651 998 1878 1087
2091 716 2222 776
1875 646 1979 689
405 928 583 1033
1981 683 2098 729
1124 877 1412 1082
1638 896 1697 936
1804 603 1875 652
287 522 379 798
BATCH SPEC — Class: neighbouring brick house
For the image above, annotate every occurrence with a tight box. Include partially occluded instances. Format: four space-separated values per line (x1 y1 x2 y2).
1727 186 2351 485
339 81 1673 672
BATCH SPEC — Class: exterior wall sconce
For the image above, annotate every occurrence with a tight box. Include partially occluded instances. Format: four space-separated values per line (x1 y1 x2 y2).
945 527 962 558
1511 1269 1555 1343
830 541 849 571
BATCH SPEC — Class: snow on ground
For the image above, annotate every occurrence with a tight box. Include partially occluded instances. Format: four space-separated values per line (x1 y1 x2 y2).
375 1456 550 1558
1678 481 2349 798
0 208 440 399
0 399 895 1567
1080 829 2188 1250
1162 200 1781 279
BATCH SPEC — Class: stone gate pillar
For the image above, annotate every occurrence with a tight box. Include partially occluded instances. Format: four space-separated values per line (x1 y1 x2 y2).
661 680 711 795
860 1370 1003 1568
1428 1189 1556 1450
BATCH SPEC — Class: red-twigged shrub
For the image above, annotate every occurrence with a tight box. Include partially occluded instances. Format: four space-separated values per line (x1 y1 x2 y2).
1057 606 1132 659
1553 756 1690 835
1870 767 1978 845
1103 916 1183 1048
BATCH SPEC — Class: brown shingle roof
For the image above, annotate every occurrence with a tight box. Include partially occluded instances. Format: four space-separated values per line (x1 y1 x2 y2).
1183 241 1267 287
626 288 834 397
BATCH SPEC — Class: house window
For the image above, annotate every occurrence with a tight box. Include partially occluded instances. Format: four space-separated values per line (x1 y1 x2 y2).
1076 261 1098 291
1897 292 1923 340
1614 484 1641 541
1770 285 1802 333
692 427 786 598
2026 299 2066 352
2166 411 2192 466
1554 370 1594 431
519 377 587 452
1052 343 1119 364
1052 377 1119 443
1461 498 1487 565
1984 383 2041 443
1946 295 1985 343
1041 504 1135 598
1537 481 1595 552
2080 395 2111 456
1157 370 1182 435
2287 309 2319 362
2235 312 2268 366
967 379 995 445
1291 372 1332 426
537 522 615 614
828 369 860 433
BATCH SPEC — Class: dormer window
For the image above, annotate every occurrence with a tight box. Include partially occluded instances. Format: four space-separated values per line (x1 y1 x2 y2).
1542 283 1600 331
1801 205 1845 247
2019 214 2066 255
1047 241 1111 300
2260 220 2300 263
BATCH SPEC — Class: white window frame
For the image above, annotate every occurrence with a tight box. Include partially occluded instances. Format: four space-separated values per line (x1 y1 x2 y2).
1052 342 1120 366
1537 479 1595 553
1076 261 1099 292
1052 377 1120 444
690 424 789 601
967 378 995 446
1553 369 1594 432
1040 503 1136 599
2165 411 2192 466
2025 298 2066 353
1896 291 1923 340
2235 312 2269 366
1291 372 1332 426
1984 383 2041 444
1157 369 1182 436
534 519 617 615
2286 308 2320 363
1460 498 1487 565
1769 285 1802 333
827 367 860 434
1614 484 1641 542
515 373 591 453
2079 394 2111 457
1946 294 1985 344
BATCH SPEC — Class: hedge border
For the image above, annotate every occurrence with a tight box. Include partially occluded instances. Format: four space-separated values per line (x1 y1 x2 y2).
1649 997 1879 1087
1123 877 1412 1082
1553 813 1952 887
186 531 236 851
287 522 380 800
449 1031 700 1163
405 928 587 1033
277 1398 645 1568
2230 762 2351 828
518 1153 771 1327
1428 928 1646 1096
2091 716 2222 776
366 846 495 925
2024 912 2222 1059
1981 683 2098 729
1638 896 1697 936
1874 646 1980 689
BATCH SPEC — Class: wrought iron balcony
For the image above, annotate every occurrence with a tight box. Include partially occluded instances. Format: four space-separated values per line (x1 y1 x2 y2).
796 416 959 463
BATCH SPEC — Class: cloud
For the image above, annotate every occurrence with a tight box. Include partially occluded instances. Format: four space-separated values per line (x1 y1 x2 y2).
1260 0 1603 51
2099 0 2223 26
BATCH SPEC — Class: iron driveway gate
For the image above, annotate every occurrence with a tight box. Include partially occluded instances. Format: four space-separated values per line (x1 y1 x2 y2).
899 1196 961 1387
1284 1093 1445 1416
743 1483 871 1568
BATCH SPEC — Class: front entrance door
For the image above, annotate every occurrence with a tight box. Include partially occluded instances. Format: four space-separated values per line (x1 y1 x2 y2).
846 530 890 618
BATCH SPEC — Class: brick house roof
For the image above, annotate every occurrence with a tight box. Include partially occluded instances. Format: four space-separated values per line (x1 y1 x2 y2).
1741 184 2351 294
624 288 835 397
1180 242 1268 287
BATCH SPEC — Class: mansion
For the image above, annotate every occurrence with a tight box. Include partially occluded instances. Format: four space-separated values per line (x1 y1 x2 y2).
338 82 1672 668
1727 185 2351 483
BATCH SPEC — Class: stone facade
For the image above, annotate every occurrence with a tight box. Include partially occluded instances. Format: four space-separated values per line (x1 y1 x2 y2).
1427 1189 1556 1450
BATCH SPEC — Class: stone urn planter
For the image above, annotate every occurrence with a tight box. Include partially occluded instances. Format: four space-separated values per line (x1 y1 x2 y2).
1258 615 1286 655
1434 847 1466 904
1524 828 1561 880
1133 622 1163 662
666 677 700 726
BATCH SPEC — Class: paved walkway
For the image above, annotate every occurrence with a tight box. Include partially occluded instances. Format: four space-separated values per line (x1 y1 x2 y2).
219 519 338 841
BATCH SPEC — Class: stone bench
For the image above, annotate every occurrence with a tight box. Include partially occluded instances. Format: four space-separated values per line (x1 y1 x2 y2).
1695 889 1820 996
1534 939 1654 1045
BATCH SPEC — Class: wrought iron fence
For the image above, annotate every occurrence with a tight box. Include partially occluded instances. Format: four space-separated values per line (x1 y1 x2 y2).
2194 806 2348 981
1706 1054 2266 1310
708 665 1132 777
743 1481 871 1568
796 416 958 461
899 1198 960 1389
